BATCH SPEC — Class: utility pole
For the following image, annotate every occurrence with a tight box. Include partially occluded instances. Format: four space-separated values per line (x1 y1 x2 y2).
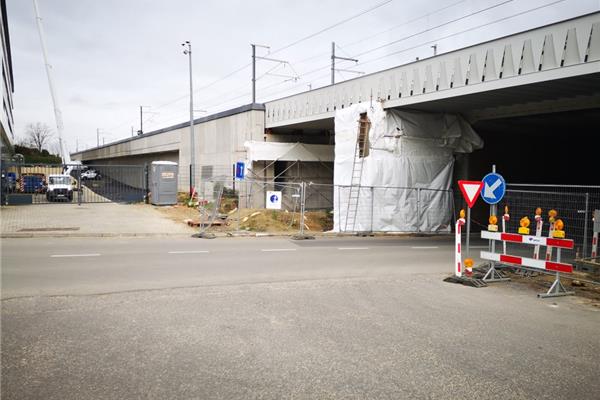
252 44 256 104
251 44 290 104
331 42 335 85
182 41 195 195
138 105 150 135
331 42 359 85
96 128 100 147
431 44 438 56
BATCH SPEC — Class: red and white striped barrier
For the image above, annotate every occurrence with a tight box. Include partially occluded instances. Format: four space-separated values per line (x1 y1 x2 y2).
592 232 598 259
545 222 556 261
502 211 509 255
455 217 465 277
480 251 573 273
533 215 543 259
480 231 574 249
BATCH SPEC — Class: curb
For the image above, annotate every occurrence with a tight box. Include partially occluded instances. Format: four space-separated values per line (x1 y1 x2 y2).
0 232 194 239
1 231 453 239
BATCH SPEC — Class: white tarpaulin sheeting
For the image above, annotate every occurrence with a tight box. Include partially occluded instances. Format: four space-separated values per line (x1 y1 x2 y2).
334 102 483 232
244 141 334 163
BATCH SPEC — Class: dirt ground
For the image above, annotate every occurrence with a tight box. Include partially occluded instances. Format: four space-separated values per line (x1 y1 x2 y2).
502 268 600 306
153 202 333 233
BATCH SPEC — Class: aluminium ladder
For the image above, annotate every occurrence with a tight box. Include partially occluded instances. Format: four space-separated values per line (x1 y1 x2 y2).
344 117 370 232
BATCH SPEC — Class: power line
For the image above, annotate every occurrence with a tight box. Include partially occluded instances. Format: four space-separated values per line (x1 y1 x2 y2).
349 0 568 68
111 0 570 137
340 0 469 52
269 0 396 56
252 0 520 86
233 0 570 105
352 0 514 59
148 0 559 128
104 1 394 135
288 0 469 67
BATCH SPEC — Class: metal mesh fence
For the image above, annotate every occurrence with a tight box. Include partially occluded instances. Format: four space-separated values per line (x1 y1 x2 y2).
1 163 146 205
504 184 600 259
309 184 454 233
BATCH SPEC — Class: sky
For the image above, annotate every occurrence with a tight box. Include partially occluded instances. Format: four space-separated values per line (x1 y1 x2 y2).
6 0 600 153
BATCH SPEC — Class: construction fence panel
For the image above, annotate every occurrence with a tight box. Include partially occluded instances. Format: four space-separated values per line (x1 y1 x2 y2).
505 184 600 259
194 177 305 232
304 183 334 211
330 184 454 233
335 185 376 233
181 173 455 234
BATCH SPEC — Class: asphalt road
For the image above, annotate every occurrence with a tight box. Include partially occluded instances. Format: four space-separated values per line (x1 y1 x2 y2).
2 236 599 399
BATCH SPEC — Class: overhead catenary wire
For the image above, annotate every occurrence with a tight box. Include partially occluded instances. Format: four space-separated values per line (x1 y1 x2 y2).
287 0 469 67
108 0 500 135
348 0 568 68
268 0 396 56
251 0 567 99
351 0 515 59
215 0 569 108
131 0 571 134
276 0 516 83
105 0 395 135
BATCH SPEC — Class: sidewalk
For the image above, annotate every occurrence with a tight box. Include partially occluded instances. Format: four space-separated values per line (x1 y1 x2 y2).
1 203 197 238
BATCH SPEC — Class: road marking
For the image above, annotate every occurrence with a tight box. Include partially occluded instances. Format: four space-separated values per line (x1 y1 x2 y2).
411 246 439 249
50 253 100 258
338 247 369 250
168 250 209 254
261 248 297 252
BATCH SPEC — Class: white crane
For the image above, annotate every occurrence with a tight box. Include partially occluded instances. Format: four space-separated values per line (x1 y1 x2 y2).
33 0 74 172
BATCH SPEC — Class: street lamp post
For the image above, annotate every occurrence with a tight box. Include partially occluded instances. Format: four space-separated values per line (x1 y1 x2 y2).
182 41 195 195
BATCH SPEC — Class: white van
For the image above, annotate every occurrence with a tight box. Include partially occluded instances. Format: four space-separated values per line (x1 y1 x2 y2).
46 174 74 202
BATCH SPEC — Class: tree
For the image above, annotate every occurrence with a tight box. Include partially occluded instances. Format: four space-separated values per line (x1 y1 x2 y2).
25 122 53 152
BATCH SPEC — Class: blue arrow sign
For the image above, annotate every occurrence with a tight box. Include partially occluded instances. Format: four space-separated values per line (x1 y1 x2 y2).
235 161 245 180
481 172 506 205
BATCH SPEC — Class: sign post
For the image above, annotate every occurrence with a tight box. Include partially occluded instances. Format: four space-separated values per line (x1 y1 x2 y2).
458 180 483 257
235 161 245 233
480 166 510 282
481 168 506 256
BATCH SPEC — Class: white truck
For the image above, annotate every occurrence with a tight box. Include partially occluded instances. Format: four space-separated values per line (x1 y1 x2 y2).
46 174 75 202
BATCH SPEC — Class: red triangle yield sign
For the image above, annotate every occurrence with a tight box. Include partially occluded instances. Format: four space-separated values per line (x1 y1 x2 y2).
458 180 484 208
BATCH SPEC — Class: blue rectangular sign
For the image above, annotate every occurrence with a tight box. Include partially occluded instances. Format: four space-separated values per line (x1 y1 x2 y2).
235 161 245 180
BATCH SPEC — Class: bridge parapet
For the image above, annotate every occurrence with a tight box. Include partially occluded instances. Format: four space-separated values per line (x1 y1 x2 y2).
265 13 600 128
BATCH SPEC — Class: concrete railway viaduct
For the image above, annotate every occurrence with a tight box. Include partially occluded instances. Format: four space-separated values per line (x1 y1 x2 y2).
72 12 600 193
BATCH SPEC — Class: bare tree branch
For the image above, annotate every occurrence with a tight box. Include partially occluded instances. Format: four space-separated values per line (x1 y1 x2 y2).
25 122 53 152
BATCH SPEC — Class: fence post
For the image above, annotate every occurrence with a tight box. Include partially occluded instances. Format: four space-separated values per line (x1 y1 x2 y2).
144 163 149 204
189 164 193 196
300 182 306 235
337 185 340 232
77 166 82 206
416 188 421 233
370 186 374 233
236 180 241 232
583 192 589 258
